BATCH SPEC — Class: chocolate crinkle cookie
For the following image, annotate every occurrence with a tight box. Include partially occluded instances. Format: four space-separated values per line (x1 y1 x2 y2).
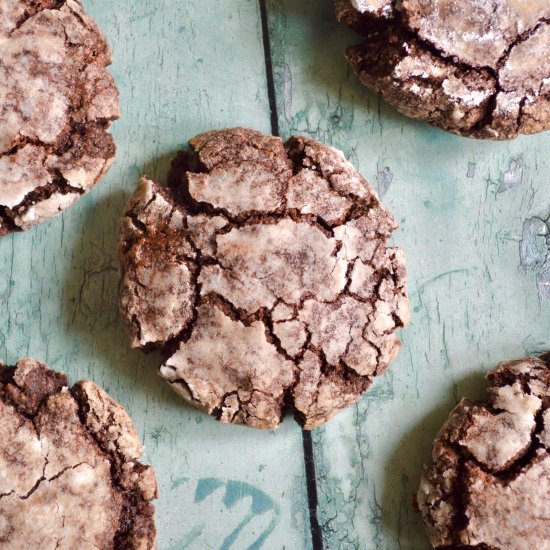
0 357 157 549
336 0 550 139
417 355 550 549
119 128 410 430
0 0 119 236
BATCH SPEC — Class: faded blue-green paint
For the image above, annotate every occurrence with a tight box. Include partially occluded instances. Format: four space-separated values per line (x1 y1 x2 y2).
193 479 280 549
171 476 190 490
195 478 225 503
171 527 202 550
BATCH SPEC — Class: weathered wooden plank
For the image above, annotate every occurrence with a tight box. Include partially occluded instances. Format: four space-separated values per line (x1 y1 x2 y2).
267 1 550 548
0 1 311 548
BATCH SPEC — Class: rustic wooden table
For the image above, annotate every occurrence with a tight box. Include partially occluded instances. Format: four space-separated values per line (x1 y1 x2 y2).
1 1 549 549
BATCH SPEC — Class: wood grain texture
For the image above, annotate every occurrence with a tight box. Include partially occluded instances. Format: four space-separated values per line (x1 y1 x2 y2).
0 1 310 549
266 1 550 549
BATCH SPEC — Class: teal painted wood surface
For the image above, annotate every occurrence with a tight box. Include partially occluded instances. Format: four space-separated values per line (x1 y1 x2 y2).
1 1 549 549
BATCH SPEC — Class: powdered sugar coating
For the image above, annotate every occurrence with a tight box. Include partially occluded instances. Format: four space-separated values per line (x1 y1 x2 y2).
337 0 550 139
417 356 550 548
162 305 295 429
462 454 550 549
0 399 44 496
200 219 348 311
119 128 409 429
335 0 394 30
0 0 119 235
403 0 550 69
0 358 157 549
541 408 550 447
119 179 196 348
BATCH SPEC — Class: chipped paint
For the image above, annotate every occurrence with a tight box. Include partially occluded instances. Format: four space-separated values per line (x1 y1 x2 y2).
283 63 293 123
520 216 550 300
520 217 549 271
498 159 523 192
377 167 394 197
537 266 550 300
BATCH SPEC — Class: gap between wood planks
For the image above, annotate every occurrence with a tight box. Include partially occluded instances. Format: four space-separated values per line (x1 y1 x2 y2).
258 2 324 549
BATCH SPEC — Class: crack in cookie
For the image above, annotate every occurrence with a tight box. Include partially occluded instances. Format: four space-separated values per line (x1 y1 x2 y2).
119 128 410 429
0 357 157 549
417 355 550 549
0 0 119 236
336 0 550 139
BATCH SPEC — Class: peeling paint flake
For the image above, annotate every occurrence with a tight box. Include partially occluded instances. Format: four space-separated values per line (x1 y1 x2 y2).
498 160 523 193
376 167 393 197
520 217 549 271
283 63 293 124
520 215 550 300
537 266 550 300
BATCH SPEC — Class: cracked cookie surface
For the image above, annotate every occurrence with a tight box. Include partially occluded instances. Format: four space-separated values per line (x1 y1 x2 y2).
417 355 550 549
0 357 157 549
119 128 409 429
0 0 119 236
336 0 550 139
